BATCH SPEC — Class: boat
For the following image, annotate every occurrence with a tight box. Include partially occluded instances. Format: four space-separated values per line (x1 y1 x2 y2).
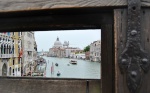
57 71 61 76
70 59 77 64
55 63 58 66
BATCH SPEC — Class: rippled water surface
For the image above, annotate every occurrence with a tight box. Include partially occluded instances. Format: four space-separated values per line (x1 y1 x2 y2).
43 56 101 79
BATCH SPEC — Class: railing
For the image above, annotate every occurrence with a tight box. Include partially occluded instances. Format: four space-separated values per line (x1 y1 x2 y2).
0 77 101 93
13 54 18 57
0 54 14 58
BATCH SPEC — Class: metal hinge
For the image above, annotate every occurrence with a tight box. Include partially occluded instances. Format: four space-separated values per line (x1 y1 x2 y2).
119 0 150 93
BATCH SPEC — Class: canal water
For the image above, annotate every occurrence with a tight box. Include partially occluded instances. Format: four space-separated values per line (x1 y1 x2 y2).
43 56 101 79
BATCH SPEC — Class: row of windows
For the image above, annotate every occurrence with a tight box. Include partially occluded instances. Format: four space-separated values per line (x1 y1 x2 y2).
1 46 14 54
12 59 21 65
0 37 11 42
9 67 20 75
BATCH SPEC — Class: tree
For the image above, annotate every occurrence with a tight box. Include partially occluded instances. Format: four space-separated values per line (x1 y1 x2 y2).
83 45 90 52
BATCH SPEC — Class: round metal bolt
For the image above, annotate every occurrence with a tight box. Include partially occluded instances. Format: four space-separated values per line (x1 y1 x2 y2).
131 71 137 78
142 58 148 64
121 59 127 65
131 30 137 36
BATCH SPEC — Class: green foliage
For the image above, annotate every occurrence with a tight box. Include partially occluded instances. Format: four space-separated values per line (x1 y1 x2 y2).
83 45 90 52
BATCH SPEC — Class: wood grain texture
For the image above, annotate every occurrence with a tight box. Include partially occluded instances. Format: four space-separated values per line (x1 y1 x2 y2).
114 9 150 93
101 23 114 93
142 0 150 7
0 0 127 12
1 0 150 12
0 77 100 93
139 9 150 93
114 9 129 93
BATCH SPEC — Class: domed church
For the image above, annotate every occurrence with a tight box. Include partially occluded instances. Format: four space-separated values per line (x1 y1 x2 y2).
48 37 80 58
53 37 62 48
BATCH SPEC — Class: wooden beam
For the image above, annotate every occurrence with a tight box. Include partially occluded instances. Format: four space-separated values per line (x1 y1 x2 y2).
0 77 100 93
1 0 150 12
0 8 113 31
142 0 150 7
101 23 114 93
0 0 127 12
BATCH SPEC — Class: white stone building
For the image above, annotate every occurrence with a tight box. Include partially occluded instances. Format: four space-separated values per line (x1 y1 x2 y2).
65 47 81 58
22 32 37 76
48 37 81 58
90 40 101 62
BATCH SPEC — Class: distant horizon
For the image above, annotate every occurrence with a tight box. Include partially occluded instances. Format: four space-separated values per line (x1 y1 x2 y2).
34 29 101 52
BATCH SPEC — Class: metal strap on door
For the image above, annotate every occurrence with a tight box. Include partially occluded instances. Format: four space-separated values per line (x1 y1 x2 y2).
119 0 150 93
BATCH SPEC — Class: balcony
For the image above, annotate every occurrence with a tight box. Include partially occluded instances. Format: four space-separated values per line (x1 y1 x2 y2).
0 54 14 58
13 54 18 57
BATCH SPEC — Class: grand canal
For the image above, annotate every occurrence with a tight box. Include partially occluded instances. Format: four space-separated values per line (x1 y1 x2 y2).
43 56 101 79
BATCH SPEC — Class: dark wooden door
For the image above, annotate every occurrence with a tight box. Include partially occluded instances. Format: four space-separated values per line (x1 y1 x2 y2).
2 63 7 76
114 8 150 93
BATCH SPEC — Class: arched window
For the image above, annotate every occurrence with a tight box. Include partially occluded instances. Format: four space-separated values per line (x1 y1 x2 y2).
4 44 6 54
8 45 11 54
2 63 7 76
13 59 15 65
9 67 11 75
13 69 14 76
1 44 3 54
6 44 8 54
12 45 14 54
18 67 20 71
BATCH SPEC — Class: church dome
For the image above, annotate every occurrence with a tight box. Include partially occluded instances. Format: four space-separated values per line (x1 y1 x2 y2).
63 41 69 46
53 37 62 48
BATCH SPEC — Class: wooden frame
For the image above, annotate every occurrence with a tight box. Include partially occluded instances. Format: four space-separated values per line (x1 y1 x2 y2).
0 7 114 93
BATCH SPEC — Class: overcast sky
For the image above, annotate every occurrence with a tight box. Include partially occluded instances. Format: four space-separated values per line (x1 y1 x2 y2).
34 29 101 52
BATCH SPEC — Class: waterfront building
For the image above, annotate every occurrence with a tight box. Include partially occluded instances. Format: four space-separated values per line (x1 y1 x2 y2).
90 40 101 62
65 47 81 58
0 32 23 76
22 32 37 76
70 53 85 59
0 32 13 76
48 37 81 58
9 32 22 76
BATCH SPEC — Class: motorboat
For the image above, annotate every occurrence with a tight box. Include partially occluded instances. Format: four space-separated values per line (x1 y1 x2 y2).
55 63 58 66
57 71 61 76
70 59 77 64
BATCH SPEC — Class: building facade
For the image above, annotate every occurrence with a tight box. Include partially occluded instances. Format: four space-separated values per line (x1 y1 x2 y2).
90 40 101 62
22 32 37 76
0 32 22 76
48 37 81 58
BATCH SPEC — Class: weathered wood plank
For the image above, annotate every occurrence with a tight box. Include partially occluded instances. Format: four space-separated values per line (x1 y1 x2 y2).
142 0 150 7
101 23 114 93
114 8 150 93
0 9 113 31
0 77 100 93
1 0 150 12
139 8 150 93
114 9 129 93
0 0 127 12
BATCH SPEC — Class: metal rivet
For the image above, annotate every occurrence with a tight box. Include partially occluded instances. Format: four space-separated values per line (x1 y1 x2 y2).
131 30 137 36
142 58 148 64
122 59 127 65
131 71 137 78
